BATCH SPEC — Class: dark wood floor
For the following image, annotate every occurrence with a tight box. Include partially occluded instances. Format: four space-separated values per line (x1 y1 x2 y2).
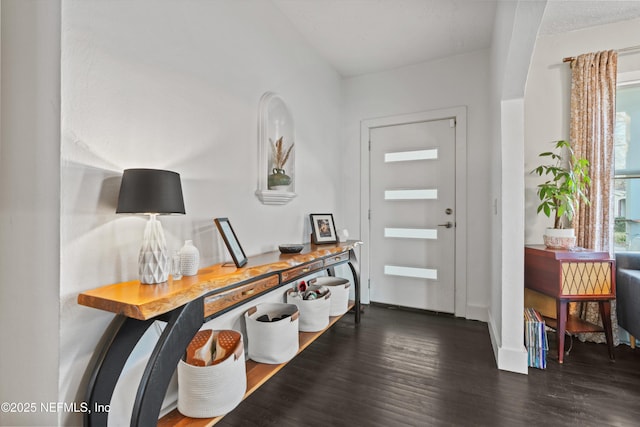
218 305 640 427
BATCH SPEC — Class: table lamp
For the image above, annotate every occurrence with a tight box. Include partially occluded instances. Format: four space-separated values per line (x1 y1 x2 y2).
116 168 185 284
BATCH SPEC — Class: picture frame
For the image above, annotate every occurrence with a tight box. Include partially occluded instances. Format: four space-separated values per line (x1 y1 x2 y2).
214 218 248 268
309 213 337 244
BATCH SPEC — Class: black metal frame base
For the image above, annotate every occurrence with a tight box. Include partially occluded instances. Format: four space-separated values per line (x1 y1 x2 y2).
84 299 203 427
83 250 361 426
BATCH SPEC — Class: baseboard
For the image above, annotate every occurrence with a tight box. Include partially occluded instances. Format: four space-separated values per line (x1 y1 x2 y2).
466 303 489 322
488 310 528 374
488 311 500 364
370 302 455 317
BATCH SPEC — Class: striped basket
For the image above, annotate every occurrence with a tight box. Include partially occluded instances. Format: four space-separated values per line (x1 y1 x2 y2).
310 276 351 316
286 288 331 332
177 331 246 418
245 303 300 364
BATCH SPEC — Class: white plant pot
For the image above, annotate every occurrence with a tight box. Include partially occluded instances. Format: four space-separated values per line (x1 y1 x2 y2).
543 228 576 249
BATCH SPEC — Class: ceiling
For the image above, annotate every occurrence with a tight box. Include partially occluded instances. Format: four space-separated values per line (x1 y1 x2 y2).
272 0 640 77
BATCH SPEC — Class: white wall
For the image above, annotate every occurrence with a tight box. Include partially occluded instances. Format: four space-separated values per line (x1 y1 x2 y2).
488 0 545 374
342 49 492 320
50 0 342 425
525 17 640 244
0 1 61 426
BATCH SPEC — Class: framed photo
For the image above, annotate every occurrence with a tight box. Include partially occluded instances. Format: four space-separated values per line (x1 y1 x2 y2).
214 218 248 267
309 213 337 244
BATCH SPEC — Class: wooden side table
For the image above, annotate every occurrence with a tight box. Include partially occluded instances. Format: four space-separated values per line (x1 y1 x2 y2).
524 245 616 364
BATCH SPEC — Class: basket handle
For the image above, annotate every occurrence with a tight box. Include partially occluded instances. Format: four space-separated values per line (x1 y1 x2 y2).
233 340 244 361
246 306 257 316
291 311 300 321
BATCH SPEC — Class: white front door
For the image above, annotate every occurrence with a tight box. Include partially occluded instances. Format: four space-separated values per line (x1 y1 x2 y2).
369 117 456 312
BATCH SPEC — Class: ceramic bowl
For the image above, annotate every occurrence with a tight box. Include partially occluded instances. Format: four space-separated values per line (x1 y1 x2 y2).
279 244 304 254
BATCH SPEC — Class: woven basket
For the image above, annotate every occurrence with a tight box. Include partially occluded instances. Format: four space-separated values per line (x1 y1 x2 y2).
310 277 351 316
245 303 299 364
286 288 331 332
177 331 246 418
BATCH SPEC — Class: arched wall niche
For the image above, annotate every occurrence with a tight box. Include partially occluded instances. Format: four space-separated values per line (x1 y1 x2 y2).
255 92 296 205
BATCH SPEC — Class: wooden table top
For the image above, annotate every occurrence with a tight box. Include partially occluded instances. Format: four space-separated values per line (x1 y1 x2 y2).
77 241 361 320
525 245 612 260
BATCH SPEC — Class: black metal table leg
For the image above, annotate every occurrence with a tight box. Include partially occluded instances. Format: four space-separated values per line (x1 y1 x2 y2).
130 298 203 426
85 315 156 427
326 250 362 324
348 249 361 324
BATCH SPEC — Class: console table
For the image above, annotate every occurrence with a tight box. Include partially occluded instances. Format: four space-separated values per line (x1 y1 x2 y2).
524 245 615 364
78 241 362 426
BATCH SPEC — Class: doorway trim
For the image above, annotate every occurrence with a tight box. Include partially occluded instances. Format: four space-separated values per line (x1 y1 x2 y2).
360 106 468 318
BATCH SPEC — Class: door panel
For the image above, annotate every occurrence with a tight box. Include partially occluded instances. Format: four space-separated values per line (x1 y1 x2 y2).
369 118 455 312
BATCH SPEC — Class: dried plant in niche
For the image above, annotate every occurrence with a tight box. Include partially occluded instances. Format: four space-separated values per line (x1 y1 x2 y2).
270 137 294 170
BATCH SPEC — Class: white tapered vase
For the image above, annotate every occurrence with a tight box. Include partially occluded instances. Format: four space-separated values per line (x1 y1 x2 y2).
180 240 200 276
138 215 170 284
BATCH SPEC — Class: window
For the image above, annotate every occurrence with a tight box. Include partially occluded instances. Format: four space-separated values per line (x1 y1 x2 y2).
614 81 640 251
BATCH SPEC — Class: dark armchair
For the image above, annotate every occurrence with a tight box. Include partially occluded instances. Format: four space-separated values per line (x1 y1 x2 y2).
615 252 640 348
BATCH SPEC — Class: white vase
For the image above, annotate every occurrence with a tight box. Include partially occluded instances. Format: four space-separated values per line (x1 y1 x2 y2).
543 228 576 249
337 229 349 243
180 240 200 276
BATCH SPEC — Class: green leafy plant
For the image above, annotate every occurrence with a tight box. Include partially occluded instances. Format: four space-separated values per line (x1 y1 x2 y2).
531 140 591 229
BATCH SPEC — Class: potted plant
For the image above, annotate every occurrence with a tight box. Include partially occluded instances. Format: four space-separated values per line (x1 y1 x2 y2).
268 136 294 190
531 140 590 249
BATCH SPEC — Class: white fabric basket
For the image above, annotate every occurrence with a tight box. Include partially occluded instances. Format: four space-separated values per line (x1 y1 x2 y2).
310 276 351 316
244 303 299 364
177 331 246 418
286 288 331 332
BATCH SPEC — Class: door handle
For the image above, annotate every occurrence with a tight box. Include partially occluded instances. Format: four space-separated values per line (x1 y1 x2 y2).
438 222 454 228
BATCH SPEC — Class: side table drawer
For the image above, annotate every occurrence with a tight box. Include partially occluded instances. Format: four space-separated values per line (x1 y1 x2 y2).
280 260 324 282
203 274 279 318
560 261 614 297
324 251 349 267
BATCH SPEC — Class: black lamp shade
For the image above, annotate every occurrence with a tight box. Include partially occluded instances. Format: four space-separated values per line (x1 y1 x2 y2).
116 169 186 215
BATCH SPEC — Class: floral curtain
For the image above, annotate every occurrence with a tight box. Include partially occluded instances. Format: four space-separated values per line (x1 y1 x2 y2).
569 50 619 344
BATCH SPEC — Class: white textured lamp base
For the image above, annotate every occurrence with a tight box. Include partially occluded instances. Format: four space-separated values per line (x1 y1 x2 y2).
138 215 170 284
